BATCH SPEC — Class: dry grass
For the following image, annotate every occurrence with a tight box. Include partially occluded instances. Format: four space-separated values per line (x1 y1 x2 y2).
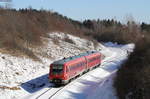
0 86 21 90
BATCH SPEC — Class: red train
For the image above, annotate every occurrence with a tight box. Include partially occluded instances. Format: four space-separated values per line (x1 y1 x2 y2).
49 51 101 85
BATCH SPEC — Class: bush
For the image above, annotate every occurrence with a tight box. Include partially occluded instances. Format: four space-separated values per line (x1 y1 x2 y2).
63 35 75 44
114 39 150 99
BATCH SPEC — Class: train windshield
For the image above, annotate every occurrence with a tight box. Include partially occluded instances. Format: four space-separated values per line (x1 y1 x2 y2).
52 64 63 75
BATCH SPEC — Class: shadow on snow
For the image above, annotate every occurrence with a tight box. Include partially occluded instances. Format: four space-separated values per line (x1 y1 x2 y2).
21 74 53 93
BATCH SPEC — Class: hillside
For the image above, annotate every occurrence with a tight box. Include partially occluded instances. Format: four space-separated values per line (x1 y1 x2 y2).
0 8 92 60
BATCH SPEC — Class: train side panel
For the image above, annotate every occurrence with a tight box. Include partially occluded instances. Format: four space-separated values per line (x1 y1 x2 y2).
65 57 87 80
85 53 101 69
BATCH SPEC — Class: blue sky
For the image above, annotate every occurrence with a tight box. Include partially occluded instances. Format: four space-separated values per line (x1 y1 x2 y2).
6 0 150 22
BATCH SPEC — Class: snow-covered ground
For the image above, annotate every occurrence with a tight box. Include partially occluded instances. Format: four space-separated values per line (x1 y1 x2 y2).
0 32 134 99
0 32 103 99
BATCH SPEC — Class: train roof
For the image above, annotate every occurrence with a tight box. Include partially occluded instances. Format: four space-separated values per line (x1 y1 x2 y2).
52 51 99 65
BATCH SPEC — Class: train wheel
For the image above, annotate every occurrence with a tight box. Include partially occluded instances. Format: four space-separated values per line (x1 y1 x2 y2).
68 79 71 83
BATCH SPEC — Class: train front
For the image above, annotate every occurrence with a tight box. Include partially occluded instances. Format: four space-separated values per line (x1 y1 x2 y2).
49 63 68 85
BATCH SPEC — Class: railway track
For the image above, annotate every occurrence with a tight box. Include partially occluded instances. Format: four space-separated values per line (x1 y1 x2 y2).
48 87 64 99
35 88 53 99
35 86 64 99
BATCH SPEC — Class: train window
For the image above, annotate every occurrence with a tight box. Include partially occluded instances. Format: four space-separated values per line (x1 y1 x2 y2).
52 64 63 75
69 61 86 71
89 56 100 62
69 65 74 71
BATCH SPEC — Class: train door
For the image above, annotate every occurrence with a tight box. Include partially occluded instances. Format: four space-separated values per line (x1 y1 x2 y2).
84 56 88 70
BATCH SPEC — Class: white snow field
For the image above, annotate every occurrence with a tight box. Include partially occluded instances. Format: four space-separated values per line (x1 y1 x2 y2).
0 32 134 99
